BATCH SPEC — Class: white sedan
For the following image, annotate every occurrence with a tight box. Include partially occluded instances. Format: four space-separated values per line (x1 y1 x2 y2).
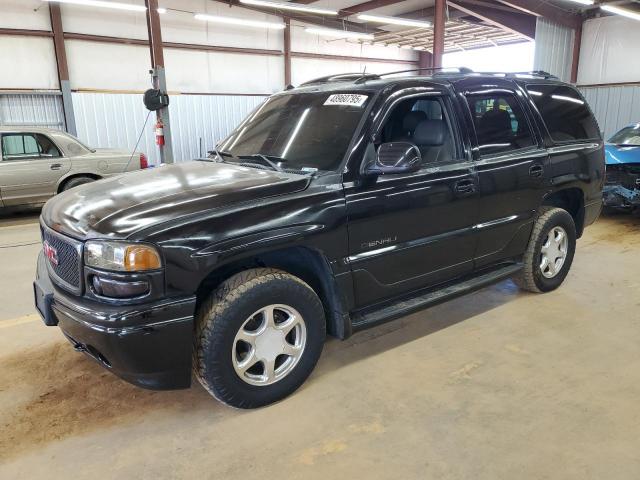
0 126 147 207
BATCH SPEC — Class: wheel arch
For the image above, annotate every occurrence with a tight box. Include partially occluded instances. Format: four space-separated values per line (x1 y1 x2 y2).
57 172 102 193
542 187 586 238
195 246 351 340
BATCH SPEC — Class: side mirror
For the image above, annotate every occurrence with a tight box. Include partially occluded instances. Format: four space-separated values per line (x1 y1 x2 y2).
364 142 421 176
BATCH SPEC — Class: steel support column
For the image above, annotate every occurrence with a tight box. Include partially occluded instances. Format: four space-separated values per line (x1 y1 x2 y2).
570 22 582 84
145 0 173 164
418 51 433 70
48 3 76 135
433 0 446 68
284 18 292 87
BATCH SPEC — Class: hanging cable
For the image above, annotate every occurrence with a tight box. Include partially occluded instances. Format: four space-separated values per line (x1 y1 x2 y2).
124 109 153 172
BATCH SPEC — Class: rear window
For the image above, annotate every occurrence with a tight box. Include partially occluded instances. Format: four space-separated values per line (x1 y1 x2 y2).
526 85 600 142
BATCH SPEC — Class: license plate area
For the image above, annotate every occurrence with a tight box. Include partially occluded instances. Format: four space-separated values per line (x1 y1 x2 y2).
33 280 57 326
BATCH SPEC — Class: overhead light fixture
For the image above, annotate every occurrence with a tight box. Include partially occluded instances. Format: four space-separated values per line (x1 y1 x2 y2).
565 0 594 5
304 27 374 40
194 13 285 29
601 4 640 21
239 0 337 15
42 0 147 12
357 13 432 28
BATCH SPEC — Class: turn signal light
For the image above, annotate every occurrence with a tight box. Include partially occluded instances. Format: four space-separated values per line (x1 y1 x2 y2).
124 245 162 271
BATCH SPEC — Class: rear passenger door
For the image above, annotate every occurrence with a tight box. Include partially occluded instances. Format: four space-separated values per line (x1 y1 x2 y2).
524 84 604 217
0 132 70 205
460 84 549 269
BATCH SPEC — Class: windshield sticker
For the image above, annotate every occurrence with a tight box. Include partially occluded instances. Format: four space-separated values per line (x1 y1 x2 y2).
324 94 368 107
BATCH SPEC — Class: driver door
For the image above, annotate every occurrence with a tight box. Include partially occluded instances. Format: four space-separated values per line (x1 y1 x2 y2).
343 92 479 309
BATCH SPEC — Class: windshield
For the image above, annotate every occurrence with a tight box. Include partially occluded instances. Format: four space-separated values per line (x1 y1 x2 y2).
218 91 371 171
609 125 640 146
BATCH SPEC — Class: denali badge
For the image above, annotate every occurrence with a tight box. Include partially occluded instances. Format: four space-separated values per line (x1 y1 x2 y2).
361 236 397 250
43 241 59 266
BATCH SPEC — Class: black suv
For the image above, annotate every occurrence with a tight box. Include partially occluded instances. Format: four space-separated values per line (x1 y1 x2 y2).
33 69 604 408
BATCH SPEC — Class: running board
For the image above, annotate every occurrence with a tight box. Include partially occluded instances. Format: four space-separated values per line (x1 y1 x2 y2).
351 263 523 331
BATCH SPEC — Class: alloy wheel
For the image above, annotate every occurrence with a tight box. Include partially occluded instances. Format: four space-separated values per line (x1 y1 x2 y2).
232 304 307 386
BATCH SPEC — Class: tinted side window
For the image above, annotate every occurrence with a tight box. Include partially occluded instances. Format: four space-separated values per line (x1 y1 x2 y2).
380 96 458 165
1 134 40 159
466 93 534 156
526 85 600 142
35 134 61 157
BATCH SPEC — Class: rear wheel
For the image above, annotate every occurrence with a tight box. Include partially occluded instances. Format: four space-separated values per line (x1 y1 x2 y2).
61 176 95 191
515 207 576 293
194 268 325 408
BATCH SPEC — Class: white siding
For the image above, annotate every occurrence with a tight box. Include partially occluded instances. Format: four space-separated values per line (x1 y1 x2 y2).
533 17 574 82
72 92 265 165
581 86 640 140
0 94 65 129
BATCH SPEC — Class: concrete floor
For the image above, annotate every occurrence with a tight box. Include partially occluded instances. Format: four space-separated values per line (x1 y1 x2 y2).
1 209 639 479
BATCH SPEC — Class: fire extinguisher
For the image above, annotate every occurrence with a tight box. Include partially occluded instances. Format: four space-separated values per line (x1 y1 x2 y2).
155 119 165 146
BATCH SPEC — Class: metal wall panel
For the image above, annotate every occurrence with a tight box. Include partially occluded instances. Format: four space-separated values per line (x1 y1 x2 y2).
0 93 65 129
580 85 640 140
533 17 574 82
72 92 266 165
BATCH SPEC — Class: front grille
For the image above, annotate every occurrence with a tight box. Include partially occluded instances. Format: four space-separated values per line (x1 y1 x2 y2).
41 224 83 294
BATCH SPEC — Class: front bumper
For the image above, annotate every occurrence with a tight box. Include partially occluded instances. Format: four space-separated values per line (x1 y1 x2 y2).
34 251 196 390
603 184 640 208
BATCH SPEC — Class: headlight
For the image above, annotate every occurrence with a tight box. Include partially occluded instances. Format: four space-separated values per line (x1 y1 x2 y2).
85 241 162 272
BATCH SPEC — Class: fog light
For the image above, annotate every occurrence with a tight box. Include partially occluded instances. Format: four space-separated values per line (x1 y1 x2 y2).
91 275 150 298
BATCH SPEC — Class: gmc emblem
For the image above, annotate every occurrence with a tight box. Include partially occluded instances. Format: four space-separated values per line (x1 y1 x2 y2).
43 241 59 266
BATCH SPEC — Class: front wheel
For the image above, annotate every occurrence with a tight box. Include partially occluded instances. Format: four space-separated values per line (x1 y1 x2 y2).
194 268 326 408
515 207 577 293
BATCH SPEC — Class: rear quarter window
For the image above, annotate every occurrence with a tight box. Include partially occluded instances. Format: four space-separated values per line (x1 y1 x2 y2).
526 84 600 143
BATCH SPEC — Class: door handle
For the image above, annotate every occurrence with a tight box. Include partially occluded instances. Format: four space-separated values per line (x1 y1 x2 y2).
529 164 544 178
454 179 476 194
50 163 62 170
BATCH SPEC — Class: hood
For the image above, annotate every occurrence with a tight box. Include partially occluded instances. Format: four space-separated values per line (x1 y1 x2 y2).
605 144 640 165
42 161 310 239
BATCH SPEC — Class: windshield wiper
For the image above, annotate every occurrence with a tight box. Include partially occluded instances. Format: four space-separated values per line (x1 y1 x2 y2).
204 149 234 162
237 154 284 172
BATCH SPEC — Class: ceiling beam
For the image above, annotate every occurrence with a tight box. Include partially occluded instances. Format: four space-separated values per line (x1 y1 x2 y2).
209 0 379 33
337 0 406 18
496 0 582 29
448 0 535 40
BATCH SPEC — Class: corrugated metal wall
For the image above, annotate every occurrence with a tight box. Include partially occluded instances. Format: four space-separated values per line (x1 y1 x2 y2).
72 92 266 165
533 17 574 82
0 93 65 129
580 85 640 140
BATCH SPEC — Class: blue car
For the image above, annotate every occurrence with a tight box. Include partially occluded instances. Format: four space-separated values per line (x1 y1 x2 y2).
603 123 640 210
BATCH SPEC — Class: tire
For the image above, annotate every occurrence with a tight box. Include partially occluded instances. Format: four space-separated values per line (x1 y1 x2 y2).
61 176 95 191
514 206 577 293
194 268 326 409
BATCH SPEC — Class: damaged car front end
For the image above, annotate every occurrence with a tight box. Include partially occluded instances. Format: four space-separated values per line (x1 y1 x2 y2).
603 123 640 210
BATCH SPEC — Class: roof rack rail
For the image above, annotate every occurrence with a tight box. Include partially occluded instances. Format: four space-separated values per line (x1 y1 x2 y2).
510 70 558 79
473 70 558 79
300 73 381 86
375 66 473 80
299 67 475 87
